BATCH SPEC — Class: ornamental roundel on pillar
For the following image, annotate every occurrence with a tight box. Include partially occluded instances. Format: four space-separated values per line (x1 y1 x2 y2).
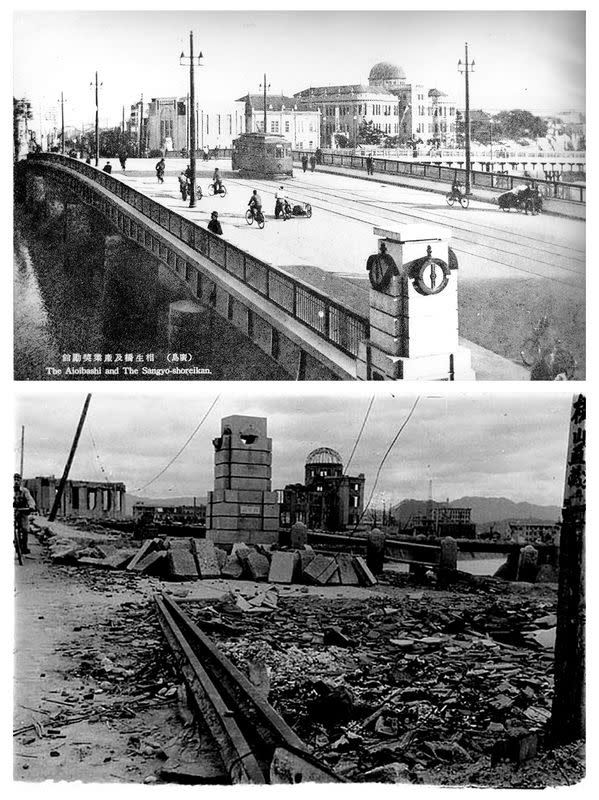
409 245 452 296
366 245 399 291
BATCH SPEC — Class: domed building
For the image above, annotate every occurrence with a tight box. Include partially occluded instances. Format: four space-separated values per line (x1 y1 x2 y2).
368 61 407 90
279 447 365 532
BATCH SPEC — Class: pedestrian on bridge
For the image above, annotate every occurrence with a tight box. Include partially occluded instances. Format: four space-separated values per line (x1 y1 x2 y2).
207 211 223 236
178 170 189 202
155 158 165 184
301 155 308 173
102 161 113 174
118 151 127 172
309 154 316 172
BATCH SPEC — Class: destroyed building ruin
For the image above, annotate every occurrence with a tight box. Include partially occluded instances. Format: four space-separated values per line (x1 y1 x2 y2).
24 476 127 519
280 447 365 531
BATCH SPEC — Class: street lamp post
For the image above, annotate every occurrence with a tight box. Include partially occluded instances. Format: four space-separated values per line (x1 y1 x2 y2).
458 42 475 194
180 31 203 208
259 75 271 134
397 100 411 159
89 72 102 166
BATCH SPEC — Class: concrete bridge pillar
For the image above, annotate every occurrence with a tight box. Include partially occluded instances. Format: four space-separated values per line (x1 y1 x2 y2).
439 536 458 582
357 223 475 380
25 174 46 208
290 521 308 549
366 527 385 574
517 544 539 583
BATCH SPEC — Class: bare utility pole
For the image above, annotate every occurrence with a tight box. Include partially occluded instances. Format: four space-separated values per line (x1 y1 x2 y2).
20 426 25 477
260 74 270 134
458 43 475 194
180 32 203 208
139 93 144 156
48 394 92 522
551 393 585 745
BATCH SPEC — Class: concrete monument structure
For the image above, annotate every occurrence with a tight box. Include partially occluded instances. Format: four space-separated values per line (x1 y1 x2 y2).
357 223 475 381
206 415 279 545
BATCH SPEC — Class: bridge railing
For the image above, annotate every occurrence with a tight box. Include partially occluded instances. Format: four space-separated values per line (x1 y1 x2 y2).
28 153 369 359
293 150 586 203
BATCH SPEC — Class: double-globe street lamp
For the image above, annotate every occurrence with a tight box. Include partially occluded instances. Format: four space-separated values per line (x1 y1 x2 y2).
180 31 203 208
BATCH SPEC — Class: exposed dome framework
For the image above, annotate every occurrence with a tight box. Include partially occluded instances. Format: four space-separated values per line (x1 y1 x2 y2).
306 447 343 466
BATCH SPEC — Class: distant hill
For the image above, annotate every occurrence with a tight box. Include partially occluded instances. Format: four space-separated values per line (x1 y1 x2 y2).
391 496 560 528
124 494 207 516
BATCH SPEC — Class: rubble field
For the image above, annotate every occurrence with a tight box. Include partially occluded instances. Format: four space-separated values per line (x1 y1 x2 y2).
185 582 584 788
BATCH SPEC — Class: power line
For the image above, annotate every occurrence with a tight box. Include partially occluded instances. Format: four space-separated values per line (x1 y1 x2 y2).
135 395 220 493
352 395 421 534
88 426 112 483
343 395 375 476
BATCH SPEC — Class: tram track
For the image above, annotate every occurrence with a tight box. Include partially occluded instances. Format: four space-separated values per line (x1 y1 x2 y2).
230 176 584 291
154 592 344 785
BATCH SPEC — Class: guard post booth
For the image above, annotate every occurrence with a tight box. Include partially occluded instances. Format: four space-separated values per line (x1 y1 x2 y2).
231 132 293 179
357 224 475 381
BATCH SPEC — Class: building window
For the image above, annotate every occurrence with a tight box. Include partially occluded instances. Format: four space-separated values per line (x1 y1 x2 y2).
270 120 280 133
285 121 290 133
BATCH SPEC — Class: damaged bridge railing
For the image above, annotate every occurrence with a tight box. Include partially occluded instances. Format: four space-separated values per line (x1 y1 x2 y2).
26 153 368 359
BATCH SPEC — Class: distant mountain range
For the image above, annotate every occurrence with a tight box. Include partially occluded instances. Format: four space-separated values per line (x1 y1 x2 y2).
391 496 560 528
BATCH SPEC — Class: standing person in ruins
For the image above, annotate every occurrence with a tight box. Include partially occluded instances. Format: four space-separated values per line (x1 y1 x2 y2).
13 474 36 555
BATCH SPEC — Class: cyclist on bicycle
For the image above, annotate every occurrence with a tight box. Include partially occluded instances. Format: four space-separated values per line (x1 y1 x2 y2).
451 177 464 199
212 168 223 194
248 190 263 219
13 473 36 554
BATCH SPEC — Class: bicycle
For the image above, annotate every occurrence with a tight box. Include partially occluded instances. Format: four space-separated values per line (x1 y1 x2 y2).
445 189 469 209
208 182 227 198
245 207 265 229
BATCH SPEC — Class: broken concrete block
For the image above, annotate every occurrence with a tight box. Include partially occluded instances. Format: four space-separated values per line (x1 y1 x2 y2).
105 550 136 569
336 554 359 585
353 556 378 586
221 554 244 579
127 539 159 571
50 546 79 564
135 550 167 576
359 763 410 783
192 540 221 578
246 551 270 581
303 555 337 586
214 546 228 570
290 522 308 549
268 551 298 584
298 549 315 579
323 626 355 648
327 567 341 585
168 548 199 580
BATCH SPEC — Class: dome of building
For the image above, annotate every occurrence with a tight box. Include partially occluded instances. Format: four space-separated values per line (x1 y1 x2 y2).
369 62 406 83
306 447 343 466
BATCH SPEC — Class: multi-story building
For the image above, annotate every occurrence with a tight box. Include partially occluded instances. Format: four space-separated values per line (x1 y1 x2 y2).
236 94 321 151
295 61 458 147
24 476 127 519
409 504 475 538
144 97 245 154
279 447 365 531
508 521 560 546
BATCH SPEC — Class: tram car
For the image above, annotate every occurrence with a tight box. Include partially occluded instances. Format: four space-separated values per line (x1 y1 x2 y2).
232 132 293 179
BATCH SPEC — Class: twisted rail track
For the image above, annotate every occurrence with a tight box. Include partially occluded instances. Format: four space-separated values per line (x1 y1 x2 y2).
155 592 343 784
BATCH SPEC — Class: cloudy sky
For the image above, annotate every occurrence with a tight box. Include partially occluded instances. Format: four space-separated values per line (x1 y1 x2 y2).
13 8 585 129
14 391 573 508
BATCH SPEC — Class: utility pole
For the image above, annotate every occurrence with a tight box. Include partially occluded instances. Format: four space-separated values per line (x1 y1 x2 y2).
259 74 271 134
48 394 92 522
180 32 203 208
20 426 25 477
551 393 585 745
458 43 475 194
90 72 102 166
60 92 65 155
489 119 493 163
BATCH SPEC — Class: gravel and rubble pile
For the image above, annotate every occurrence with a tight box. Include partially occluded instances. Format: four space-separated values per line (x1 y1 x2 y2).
186 588 580 786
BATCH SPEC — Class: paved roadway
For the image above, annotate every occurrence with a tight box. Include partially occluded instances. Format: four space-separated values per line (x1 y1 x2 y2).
113 158 584 293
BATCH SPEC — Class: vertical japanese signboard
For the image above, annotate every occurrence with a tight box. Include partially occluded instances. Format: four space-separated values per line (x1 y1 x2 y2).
551 394 585 744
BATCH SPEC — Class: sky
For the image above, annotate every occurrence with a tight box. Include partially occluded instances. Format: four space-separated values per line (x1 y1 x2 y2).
14 391 573 508
13 9 585 130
